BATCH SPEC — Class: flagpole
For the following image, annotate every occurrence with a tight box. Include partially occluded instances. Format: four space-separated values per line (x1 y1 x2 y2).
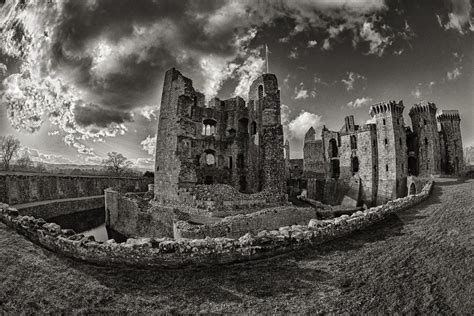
265 44 269 73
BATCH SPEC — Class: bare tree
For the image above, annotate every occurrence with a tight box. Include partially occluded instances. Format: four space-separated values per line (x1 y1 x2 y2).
16 154 33 170
0 135 21 171
102 152 132 175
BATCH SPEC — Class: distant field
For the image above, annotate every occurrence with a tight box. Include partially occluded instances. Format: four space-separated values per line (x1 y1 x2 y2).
0 178 473 314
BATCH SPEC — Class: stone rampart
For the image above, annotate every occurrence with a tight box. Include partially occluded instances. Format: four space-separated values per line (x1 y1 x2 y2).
0 178 433 269
0 172 152 205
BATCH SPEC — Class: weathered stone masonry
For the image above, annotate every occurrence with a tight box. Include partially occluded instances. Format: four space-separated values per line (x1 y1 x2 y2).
154 68 287 211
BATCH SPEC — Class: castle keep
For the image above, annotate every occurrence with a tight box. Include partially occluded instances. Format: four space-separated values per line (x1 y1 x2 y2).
154 68 287 212
301 100 463 206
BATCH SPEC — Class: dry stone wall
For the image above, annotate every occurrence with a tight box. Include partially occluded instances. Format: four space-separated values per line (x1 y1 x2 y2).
0 178 433 269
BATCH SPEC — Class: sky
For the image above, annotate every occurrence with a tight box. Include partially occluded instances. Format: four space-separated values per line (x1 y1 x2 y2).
0 0 472 169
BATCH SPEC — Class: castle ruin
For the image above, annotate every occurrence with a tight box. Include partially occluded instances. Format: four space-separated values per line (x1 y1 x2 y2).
300 101 463 206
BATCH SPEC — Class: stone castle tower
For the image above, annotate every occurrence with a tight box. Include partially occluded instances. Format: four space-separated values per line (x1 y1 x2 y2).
409 101 441 176
437 110 463 175
154 68 287 205
369 101 407 204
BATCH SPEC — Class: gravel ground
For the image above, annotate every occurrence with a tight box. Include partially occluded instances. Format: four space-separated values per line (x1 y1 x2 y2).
0 177 472 314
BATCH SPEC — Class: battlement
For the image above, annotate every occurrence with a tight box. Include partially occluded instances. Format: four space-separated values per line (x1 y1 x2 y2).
409 101 437 117
437 110 461 121
369 100 404 117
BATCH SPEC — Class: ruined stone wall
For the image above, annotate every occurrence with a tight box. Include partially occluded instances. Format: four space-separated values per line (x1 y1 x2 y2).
105 189 175 238
370 101 407 204
0 178 433 269
288 159 304 179
0 172 150 205
303 140 325 177
173 205 320 239
409 102 441 175
437 111 464 175
16 196 104 220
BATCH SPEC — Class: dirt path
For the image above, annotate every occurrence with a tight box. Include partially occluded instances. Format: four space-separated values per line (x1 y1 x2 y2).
1 177 472 314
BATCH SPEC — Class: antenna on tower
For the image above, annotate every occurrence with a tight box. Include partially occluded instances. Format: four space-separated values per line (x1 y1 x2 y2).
265 44 270 73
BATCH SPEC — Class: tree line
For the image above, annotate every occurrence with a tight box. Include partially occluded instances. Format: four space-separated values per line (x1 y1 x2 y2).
0 135 153 178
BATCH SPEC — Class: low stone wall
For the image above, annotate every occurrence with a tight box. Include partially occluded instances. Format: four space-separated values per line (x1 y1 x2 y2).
174 206 320 239
105 189 175 238
16 196 104 220
0 172 152 205
0 179 433 269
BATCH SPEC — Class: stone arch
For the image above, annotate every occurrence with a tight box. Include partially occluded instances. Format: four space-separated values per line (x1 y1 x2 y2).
328 138 338 158
409 183 416 195
204 149 216 166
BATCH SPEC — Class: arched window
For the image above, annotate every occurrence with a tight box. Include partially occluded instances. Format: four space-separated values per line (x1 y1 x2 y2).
351 157 359 174
258 85 264 99
384 138 388 145
328 138 338 158
202 119 217 136
424 137 428 146
385 164 389 172
250 121 257 135
206 153 215 165
383 119 386 125
350 135 357 150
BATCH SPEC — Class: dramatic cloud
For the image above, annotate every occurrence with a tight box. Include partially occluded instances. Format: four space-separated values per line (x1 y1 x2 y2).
443 0 474 34
288 111 324 141
359 21 392 56
342 72 367 91
347 97 372 108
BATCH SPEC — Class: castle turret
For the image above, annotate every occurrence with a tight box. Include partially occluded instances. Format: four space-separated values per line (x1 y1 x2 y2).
409 101 441 176
369 100 407 204
437 110 463 175
248 74 286 200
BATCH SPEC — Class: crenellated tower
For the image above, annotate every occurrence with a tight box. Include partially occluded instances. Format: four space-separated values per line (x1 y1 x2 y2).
369 100 407 204
248 74 287 200
408 101 441 176
437 110 463 175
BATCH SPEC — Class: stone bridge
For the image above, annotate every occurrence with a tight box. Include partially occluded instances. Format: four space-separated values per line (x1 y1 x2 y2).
0 172 152 219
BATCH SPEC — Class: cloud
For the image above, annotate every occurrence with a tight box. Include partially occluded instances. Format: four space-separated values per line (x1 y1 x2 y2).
74 104 133 128
140 134 156 156
447 66 462 80
411 85 422 99
18 146 74 165
288 47 298 59
294 82 309 100
288 111 324 141
347 97 372 108
443 0 474 34
359 21 392 56
0 63 7 76
341 72 366 91
307 40 318 48
139 105 159 121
